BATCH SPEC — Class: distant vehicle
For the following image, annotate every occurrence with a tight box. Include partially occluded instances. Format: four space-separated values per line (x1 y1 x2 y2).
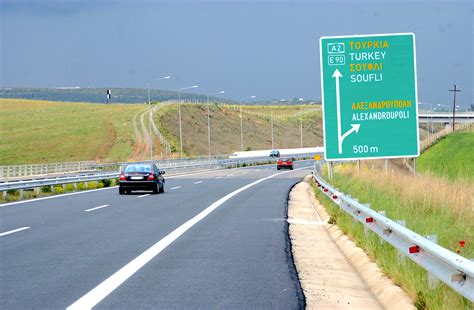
269 150 280 158
119 163 165 194
277 158 293 170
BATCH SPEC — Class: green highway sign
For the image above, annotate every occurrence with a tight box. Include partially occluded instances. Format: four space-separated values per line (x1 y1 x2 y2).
319 33 419 161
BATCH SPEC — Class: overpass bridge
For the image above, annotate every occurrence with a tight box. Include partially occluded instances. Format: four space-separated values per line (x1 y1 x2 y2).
419 113 474 124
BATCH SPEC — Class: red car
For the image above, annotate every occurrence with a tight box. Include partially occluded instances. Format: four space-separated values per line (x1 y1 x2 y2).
277 158 293 170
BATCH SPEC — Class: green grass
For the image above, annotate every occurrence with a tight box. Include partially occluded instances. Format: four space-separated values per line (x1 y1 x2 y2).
313 165 473 309
417 129 474 180
0 99 145 164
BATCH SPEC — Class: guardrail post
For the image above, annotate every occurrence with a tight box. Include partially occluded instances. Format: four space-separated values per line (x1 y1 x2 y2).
363 204 372 235
2 191 6 199
327 162 333 180
396 220 407 264
19 189 24 199
426 235 441 289
34 187 40 195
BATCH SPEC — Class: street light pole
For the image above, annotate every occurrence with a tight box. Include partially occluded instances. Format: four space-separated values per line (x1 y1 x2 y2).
271 106 274 149
207 90 225 157
178 85 198 158
299 98 304 148
239 95 256 151
148 83 152 161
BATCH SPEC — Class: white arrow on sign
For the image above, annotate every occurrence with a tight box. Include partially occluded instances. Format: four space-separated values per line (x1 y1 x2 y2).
332 69 360 154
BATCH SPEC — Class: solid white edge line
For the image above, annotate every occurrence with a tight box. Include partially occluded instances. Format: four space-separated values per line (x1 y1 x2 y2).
0 226 31 237
137 194 150 198
84 205 110 212
0 186 117 208
66 167 307 310
1 160 314 208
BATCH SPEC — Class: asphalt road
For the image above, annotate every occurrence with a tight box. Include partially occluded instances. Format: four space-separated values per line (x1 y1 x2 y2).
0 161 314 309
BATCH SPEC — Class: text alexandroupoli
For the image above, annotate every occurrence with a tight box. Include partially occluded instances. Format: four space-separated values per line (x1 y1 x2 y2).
351 99 412 121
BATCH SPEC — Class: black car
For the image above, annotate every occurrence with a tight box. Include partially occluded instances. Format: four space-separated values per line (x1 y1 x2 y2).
119 163 165 194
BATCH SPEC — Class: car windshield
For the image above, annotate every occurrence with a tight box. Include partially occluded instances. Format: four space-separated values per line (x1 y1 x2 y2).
124 165 152 173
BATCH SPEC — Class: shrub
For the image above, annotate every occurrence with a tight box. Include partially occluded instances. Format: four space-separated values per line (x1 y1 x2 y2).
88 181 98 189
100 179 112 187
65 184 75 192
41 186 52 193
53 186 64 194
7 189 19 196
77 182 88 190
24 191 37 199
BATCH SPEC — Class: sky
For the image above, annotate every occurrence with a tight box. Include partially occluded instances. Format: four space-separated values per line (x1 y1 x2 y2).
1 0 472 107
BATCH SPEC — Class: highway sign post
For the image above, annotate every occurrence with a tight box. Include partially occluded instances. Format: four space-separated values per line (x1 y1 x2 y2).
320 33 419 161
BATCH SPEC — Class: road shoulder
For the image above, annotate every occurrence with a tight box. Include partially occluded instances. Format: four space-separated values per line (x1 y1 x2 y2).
288 176 414 309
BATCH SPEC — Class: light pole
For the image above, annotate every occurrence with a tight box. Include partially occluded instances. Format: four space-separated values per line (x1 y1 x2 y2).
206 90 225 157
298 98 304 148
178 85 198 158
271 99 286 149
148 76 171 161
239 95 256 151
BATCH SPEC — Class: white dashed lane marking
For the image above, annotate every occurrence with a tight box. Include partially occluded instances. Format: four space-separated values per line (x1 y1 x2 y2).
194 181 203 184
0 227 31 237
171 186 181 190
138 194 150 198
84 205 110 212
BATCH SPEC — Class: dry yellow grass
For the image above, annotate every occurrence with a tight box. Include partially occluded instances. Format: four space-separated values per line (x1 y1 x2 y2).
334 165 473 255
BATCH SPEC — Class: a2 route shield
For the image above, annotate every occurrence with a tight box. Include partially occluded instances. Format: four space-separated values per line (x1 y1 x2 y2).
320 33 419 161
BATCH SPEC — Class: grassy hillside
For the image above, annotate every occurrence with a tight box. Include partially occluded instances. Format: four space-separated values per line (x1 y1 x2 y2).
417 129 474 180
155 103 324 156
0 99 144 165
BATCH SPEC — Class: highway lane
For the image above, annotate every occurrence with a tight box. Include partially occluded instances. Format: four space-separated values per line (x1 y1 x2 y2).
0 161 313 309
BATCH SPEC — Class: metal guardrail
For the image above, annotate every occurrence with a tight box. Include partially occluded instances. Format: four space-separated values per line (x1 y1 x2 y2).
0 161 97 179
311 163 474 302
0 162 220 192
0 157 232 180
0 154 313 192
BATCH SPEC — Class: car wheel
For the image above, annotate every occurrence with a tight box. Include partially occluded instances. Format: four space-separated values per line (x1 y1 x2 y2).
277 167 280 170
119 186 125 195
126 189 131 194
159 183 165 193
290 166 294 170
152 183 159 194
